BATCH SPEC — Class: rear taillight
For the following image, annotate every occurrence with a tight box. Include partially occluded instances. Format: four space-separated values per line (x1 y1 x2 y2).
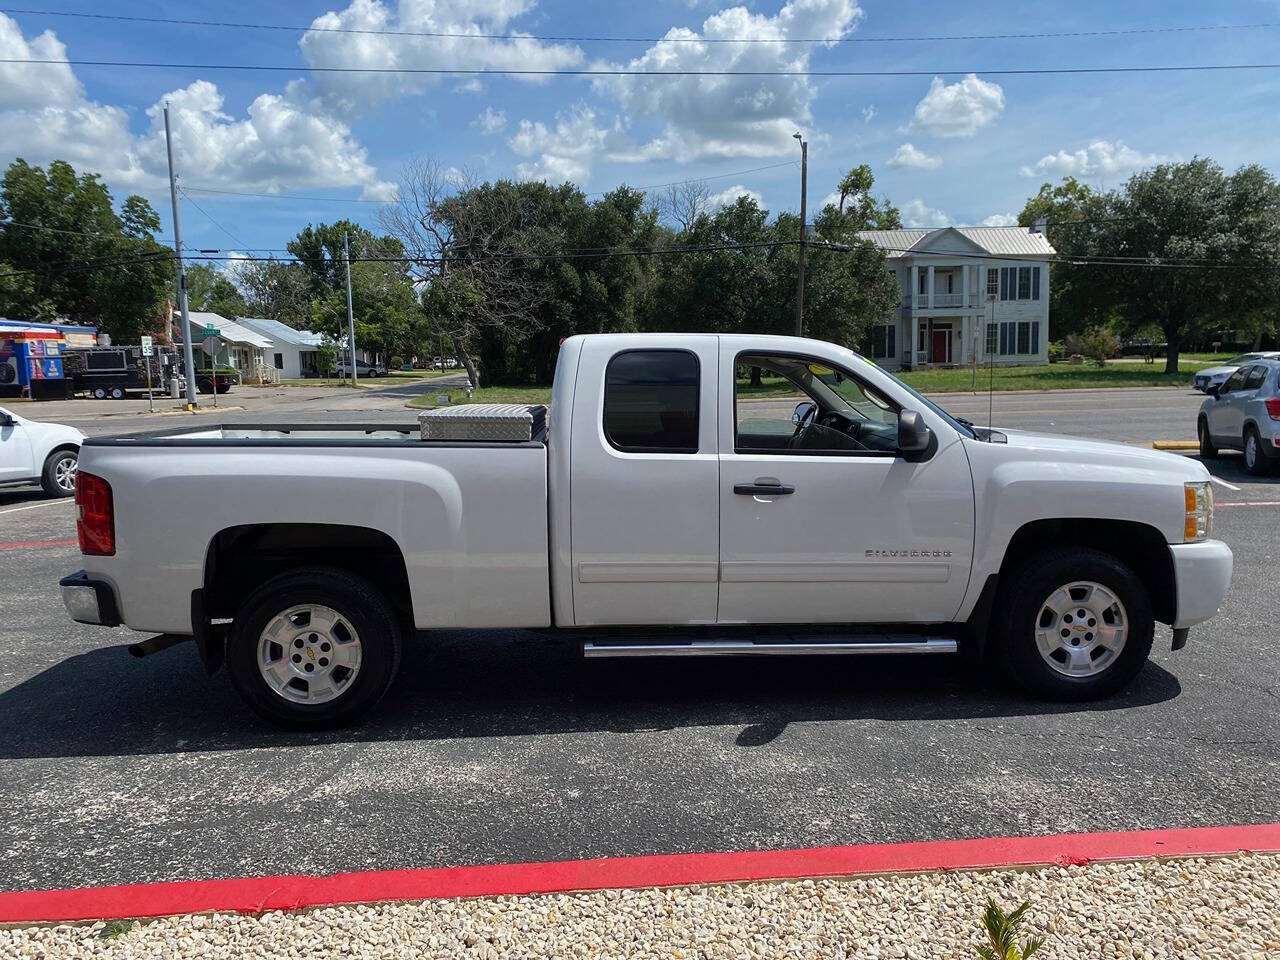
76 471 115 556
1265 396 1280 422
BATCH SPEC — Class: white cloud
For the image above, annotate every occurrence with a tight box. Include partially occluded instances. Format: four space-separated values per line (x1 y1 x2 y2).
901 199 950 228
861 104 876 123
509 104 621 183
911 74 1004 138
1019 139 1171 178
706 184 764 210
585 0 863 168
980 213 1018 227
0 15 81 109
299 0 583 113
0 15 393 200
472 107 508 135
886 142 941 169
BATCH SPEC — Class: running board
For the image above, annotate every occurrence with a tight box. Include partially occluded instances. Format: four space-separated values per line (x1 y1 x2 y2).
582 637 957 658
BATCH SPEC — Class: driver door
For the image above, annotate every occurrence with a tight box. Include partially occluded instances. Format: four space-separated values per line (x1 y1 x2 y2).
716 340 975 625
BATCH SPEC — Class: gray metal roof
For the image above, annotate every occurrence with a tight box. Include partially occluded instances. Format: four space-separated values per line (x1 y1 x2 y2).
236 316 325 347
858 226 1056 258
182 312 274 349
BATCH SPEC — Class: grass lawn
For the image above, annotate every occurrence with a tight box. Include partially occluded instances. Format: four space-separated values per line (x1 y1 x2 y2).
410 384 555 407
277 378 375 389
897 360 1219 393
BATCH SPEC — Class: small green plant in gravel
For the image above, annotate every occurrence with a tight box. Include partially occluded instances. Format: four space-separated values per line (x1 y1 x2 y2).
975 899 1044 960
99 919 134 940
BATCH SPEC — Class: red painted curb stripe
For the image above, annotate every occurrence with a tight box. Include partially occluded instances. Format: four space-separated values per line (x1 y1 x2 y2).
0 538 78 551
2 823 1277 924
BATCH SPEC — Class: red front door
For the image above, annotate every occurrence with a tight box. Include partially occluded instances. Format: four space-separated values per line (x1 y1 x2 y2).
931 328 949 364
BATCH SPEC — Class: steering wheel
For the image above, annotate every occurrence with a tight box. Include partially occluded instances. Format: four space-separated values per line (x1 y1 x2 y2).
788 403 818 447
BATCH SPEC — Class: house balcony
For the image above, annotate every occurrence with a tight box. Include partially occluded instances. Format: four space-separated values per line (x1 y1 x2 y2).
901 293 981 312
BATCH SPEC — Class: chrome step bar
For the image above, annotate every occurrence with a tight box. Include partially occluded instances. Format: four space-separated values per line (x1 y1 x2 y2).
582 637 957 658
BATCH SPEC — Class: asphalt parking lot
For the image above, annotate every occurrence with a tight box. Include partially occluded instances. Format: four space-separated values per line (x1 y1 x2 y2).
1 387 1276 892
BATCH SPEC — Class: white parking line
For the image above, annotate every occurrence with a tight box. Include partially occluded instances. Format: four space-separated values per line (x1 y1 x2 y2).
1210 476 1242 492
0 500 74 515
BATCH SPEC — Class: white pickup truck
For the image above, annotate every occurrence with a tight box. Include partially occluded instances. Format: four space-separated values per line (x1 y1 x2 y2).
61 334 1233 727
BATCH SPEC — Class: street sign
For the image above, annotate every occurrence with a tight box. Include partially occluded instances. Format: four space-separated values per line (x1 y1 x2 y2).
202 335 223 356
202 323 220 338
140 335 154 357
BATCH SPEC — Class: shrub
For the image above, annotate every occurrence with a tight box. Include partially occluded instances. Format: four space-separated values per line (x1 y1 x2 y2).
975 899 1045 960
1080 327 1122 367
390 355 405 369
1047 340 1065 362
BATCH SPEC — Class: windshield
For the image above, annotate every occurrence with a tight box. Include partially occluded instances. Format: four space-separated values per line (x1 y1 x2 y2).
1227 355 1259 366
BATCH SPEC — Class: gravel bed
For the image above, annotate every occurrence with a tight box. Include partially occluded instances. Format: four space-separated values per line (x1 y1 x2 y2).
3 853 1277 959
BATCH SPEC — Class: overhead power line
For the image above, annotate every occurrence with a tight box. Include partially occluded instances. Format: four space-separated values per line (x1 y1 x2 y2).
3 57 1280 78
3 9 1275 45
178 187 251 249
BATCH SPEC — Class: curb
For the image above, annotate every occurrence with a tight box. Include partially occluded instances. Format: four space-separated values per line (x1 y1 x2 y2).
1152 440 1199 450
2 824 1277 925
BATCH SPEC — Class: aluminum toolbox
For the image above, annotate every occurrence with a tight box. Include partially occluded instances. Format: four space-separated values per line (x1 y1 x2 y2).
418 403 547 442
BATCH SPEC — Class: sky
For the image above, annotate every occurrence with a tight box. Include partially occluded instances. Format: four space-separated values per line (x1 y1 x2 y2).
1 0 1278 256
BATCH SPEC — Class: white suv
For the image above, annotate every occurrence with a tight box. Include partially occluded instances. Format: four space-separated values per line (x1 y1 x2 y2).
0 406 84 497
1198 359 1280 475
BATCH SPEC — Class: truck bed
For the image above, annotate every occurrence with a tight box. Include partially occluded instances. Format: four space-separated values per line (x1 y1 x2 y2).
76 421 552 634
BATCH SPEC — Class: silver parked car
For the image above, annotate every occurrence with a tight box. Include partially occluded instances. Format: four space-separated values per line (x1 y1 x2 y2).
1198 358 1280 475
1193 351 1280 393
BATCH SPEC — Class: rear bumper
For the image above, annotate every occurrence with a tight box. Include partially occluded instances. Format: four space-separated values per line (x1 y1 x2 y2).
1168 540 1233 630
59 570 122 627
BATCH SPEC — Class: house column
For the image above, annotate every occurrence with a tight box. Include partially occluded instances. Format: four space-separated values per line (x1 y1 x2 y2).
926 265 935 310
909 265 919 367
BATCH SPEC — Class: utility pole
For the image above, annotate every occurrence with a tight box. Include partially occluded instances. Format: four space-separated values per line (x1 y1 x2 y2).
793 132 807 337
343 231 357 385
164 103 198 408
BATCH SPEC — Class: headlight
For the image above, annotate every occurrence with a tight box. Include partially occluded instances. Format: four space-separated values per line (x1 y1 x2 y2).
1184 481 1213 542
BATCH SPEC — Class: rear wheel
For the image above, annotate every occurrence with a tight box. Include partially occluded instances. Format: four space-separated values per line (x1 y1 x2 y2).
196 378 213 394
226 568 402 728
1197 418 1218 459
40 448 78 497
109 386 125 400
1243 426 1271 476
91 387 107 400
994 548 1154 701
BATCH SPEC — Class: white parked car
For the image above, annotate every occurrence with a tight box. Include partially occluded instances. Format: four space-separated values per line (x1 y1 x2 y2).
1193 352 1280 393
0 406 84 497
335 358 388 378
1198 358 1280 475
60 333 1232 727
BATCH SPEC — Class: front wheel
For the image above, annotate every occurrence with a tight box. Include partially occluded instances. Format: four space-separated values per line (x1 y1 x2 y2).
1198 418 1218 459
40 448 78 497
226 568 403 728
994 548 1154 701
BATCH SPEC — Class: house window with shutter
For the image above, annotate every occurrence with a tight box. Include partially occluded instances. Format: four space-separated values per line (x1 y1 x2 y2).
1017 267 1032 299
986 268 998 298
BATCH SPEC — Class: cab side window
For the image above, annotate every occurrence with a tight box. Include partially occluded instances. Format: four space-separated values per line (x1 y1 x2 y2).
1242 365 1266 391
603 350 700 453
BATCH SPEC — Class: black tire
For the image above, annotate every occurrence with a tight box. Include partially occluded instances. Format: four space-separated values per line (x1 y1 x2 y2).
1243 426 1271 476
1197 418 1218 459
91 387 107 400
109 386 125 400
226 568 403 728
993 547 1155 701
197 379 213 394
40 448 78 497
215 383 231 394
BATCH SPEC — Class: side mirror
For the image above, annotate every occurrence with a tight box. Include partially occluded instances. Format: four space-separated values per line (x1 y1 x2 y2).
898 409 932 453
792 401 817 424
0 412 15 428
1206 385 1220 399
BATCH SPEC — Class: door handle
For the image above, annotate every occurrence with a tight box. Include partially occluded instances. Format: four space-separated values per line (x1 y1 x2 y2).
734 482 795 496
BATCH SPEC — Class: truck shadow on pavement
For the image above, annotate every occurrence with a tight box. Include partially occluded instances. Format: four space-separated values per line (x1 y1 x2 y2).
0 630 1182 760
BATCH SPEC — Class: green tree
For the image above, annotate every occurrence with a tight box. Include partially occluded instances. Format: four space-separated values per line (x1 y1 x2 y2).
185 263 248 318
828 164 902 229
234 258 312 327
1045 159 1280 372
0 158 174 341
1018 177 1108 339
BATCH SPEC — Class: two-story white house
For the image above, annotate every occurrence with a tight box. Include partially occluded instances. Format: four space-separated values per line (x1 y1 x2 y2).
856 226 1055 370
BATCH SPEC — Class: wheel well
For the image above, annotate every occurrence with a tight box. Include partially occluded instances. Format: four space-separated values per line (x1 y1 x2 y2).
43 443 79 465
203 524 413 624
999 519 1175 625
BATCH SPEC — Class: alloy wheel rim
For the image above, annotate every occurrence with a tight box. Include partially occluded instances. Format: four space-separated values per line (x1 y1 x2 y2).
257 604 362 704
1246 434 1258 467
54 456 77 493
1034 580 1128 678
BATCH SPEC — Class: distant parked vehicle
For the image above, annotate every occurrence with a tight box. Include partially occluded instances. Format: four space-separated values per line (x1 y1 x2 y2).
0 405 83 497
65 345 180 399
335 358 388 378
1198 358 1280 475
187 365 239 395
1193 352 1280 393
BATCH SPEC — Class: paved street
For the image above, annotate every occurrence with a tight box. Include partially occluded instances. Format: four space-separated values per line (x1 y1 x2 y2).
0 386 1276 892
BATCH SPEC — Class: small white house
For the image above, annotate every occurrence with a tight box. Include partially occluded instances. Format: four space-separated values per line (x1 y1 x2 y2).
178 311 274 377
236 317 326 379
857 226 1055 370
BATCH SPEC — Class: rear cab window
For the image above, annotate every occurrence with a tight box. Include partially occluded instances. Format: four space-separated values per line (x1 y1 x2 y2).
603 349 700 453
